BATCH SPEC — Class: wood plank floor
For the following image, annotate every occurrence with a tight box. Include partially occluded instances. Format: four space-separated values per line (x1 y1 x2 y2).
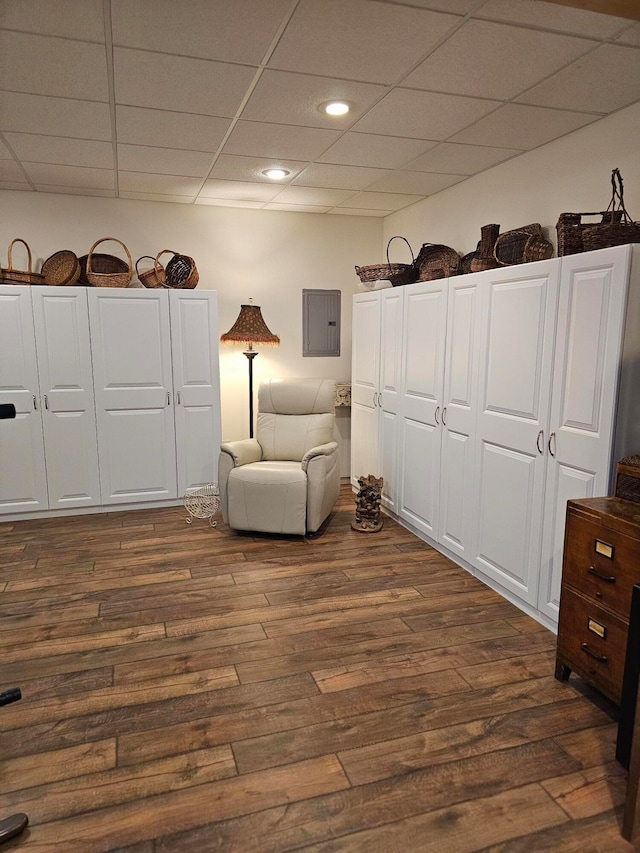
0 485 634 852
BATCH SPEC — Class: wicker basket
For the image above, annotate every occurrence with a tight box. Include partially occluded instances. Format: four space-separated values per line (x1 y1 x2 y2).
155 250 199 290
415 242 460 281
470 224 500 272
0 238 45 285
581 169 640 252
616 455 640 503
355 236 418 287
494 224 553 266
41 250 80 285
556 211 623 257
136 255 166 289
86 238 133 288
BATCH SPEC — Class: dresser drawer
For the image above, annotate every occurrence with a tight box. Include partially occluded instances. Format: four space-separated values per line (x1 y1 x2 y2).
556 586 627 703
562 510 640 617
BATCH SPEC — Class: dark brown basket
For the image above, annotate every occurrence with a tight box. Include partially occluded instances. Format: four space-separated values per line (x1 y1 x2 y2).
415 243 460 281
556 211 623 257
460 250 476 275
41 250 80 285
155 250 199 290
494 224 553 266
136 255 166 289
86 238 132 288
581 169 640 252
470 224 500 272
0 238 45 285
355 236 417 287
616 455 640 503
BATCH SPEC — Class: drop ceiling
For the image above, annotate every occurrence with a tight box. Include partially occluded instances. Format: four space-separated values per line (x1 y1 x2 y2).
1 0 639 216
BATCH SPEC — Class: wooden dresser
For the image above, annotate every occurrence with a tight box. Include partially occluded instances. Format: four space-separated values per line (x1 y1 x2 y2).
555 497 640 705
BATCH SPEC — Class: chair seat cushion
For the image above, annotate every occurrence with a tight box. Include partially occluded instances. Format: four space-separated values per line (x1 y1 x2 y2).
227 462 307 535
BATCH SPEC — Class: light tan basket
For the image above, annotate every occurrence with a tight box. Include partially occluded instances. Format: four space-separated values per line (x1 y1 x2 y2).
136 255 166 288
86 238 133 288
0 238 45 285
41 250 80 285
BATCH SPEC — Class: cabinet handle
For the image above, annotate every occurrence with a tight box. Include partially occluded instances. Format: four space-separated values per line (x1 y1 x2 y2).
33 395 37 410
588 565 616 584
581 642 607 663
536 429 544 454
434 406 440 425
44 395 48 410
177 391 181 405
167 391 171 406
548 431 556 457
442 406 447 426
373 392 378 407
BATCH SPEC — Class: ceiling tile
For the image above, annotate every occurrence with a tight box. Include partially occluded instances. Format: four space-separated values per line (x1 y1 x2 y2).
22 162 114 190
327 207 390 217
195 197 265 208
477 0 631 38
381 0 478 11
365 170 465 194
0 0 104 41
404 20 593 100
338 191 423 210
616 23 640 47
0 92 112 140
352 89 501 140
33 185 115 197
5 134 114 168
271 186 356 206
516 44 640 114
450 103 597 149
119 172 203 195
223 121 341 161
264 203 331 213
268 0 460 84
208 154 307 183
120 191 196 204
0 139 13 158
116 107 231 152
0 160 26 182
118 144 212 177
0 181 32 191
318 133 436 169
199 179 281 202
111 0 292 64
114 48 257 116
407 141 520 174
292 163 391 190
0 32 108 101
241 69 388 129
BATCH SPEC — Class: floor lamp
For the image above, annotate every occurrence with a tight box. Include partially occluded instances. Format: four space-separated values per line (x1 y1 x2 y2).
220 300 280 438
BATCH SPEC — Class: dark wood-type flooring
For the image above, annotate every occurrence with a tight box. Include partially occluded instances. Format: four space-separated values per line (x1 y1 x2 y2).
0 485 635 851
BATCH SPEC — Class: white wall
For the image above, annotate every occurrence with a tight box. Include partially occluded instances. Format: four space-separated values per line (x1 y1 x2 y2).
0 192 382 476
384 102 640 258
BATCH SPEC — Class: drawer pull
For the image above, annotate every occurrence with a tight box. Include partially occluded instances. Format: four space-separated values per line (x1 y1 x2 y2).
588 565 616 584
581 642 608 663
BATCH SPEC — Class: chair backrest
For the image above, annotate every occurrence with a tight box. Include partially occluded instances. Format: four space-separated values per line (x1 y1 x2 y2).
257 378 336 461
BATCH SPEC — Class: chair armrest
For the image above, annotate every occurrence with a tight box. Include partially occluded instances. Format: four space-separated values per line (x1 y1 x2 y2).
301 441 339 472
220 439 263 467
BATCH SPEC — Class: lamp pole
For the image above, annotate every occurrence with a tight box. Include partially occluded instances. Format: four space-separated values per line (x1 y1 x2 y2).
243 344 258 438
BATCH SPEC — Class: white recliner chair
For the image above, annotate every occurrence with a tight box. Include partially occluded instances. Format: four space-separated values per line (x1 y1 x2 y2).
218 378 340 535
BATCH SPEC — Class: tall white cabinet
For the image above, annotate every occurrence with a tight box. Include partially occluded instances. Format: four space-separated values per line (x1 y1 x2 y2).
352 245 640 629
0 285 221 519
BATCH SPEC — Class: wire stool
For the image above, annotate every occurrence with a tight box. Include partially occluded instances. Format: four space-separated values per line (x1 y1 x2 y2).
184 483 220 528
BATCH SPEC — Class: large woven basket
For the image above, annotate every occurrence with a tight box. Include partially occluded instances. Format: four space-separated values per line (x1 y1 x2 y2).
494 224 553 266
556 211 622 257
415 242 460 281
136 255 166 288
86 238 132 288
355 236 418 287
41 250 80 285
582 169 640 252
0 238 45 285
155 250 199 290
616 455 640 504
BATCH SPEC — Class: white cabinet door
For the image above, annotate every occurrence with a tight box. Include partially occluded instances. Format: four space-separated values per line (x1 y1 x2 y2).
89 289 177 505
170 290 222 495
32 287 101 509
351 292 381 489
438 274 481 560
0 287 48 513
378 288 403 512
399 279 448 538
471 260 559 606
538 246 632 622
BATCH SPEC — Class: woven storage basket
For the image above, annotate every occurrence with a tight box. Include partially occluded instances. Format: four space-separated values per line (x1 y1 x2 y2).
494 224 553 266
556 211 623 257
0 238 45 285
155 250 199 290
355 236 418 287
41 250 80 285
86 238 132 288
415 242 460 281
582 169 640 252
616 455 640 504
136 255 166 289
470 224 500 272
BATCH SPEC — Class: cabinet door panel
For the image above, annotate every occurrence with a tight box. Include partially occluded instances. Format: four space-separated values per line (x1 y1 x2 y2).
351 293 381 487
32 288 100 508
401 418 439 536
89 290 176 504
379 289 403 511
170 291 221 495
0 287 48 512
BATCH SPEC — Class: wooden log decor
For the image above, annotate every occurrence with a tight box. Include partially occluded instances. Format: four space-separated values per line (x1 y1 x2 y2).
351 474 384 533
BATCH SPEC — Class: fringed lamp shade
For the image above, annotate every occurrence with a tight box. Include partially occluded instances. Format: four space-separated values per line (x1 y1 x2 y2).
220 303 280 348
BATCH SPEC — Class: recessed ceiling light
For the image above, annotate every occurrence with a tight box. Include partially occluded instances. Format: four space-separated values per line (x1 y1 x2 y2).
262 168 290 180
321 101 350 116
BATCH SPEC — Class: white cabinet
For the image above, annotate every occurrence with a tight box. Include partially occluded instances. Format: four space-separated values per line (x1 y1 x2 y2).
351 287 403 512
